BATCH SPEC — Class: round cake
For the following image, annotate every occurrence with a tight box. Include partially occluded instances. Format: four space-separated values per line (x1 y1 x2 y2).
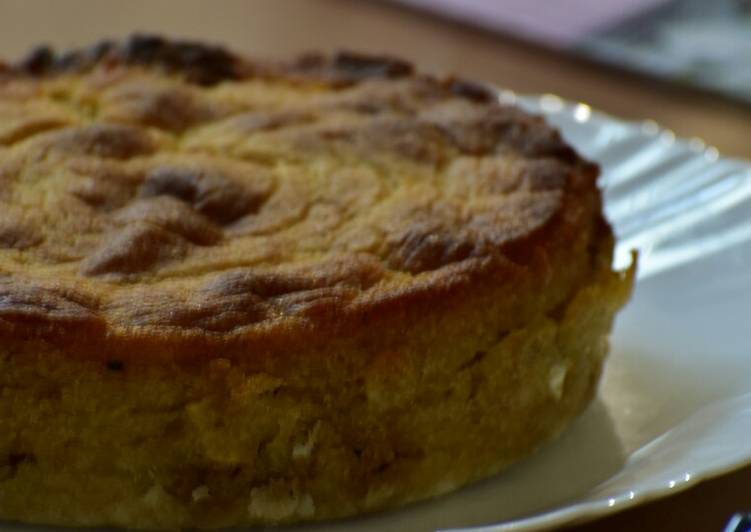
0 35 634 529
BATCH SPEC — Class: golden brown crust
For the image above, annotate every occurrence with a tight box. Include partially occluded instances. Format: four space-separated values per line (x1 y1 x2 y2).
0 36 601 365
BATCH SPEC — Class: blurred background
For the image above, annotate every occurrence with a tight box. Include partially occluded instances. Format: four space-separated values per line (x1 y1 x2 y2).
1 1 750 530
396 0 751 106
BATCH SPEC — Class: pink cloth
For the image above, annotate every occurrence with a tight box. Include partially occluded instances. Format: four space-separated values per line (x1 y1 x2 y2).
390 0 669 47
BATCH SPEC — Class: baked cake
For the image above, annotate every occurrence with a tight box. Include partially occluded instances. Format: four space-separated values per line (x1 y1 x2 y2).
0 35 634 529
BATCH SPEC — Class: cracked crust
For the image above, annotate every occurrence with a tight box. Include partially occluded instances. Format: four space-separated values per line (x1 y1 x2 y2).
0 35 634 529
1 36 595 349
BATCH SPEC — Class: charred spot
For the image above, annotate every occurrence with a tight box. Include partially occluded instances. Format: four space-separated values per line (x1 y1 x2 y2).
102 83 220 132
141 165 270 225
1 453 34 481
120 34 239 85
106 359 125 372
8 453 35 468
202 257 384 300
67 176 136 211
17 45 55 75
115 197 223 246
17 40 114 75
36 123 156 160
120 34 166 63
80 222 188 277
56 40 116 72
436 106 581 164
388 226 477 273
0 218 42 250
446 78 495 103
292 51 413 85
17 40 115 74
332 51 413 80
15 34 240 86
142 167 197 203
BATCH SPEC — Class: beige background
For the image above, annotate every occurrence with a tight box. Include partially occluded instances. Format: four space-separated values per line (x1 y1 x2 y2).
1 0 750 530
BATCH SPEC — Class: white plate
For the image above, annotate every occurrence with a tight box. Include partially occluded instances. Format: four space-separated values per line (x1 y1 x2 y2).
4 94 751 532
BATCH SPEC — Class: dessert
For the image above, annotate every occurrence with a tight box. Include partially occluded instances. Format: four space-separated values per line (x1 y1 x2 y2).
0 35 634 529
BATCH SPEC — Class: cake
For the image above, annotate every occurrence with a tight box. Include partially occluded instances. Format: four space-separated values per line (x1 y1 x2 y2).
0 35 634 529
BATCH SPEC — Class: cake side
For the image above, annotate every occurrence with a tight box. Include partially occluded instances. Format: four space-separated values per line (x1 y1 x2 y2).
0 237 633 529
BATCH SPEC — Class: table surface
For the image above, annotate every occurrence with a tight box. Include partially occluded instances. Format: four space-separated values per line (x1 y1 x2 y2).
1 1 750 530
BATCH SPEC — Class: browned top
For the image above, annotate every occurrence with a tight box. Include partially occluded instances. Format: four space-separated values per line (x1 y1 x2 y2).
0 36 605 353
